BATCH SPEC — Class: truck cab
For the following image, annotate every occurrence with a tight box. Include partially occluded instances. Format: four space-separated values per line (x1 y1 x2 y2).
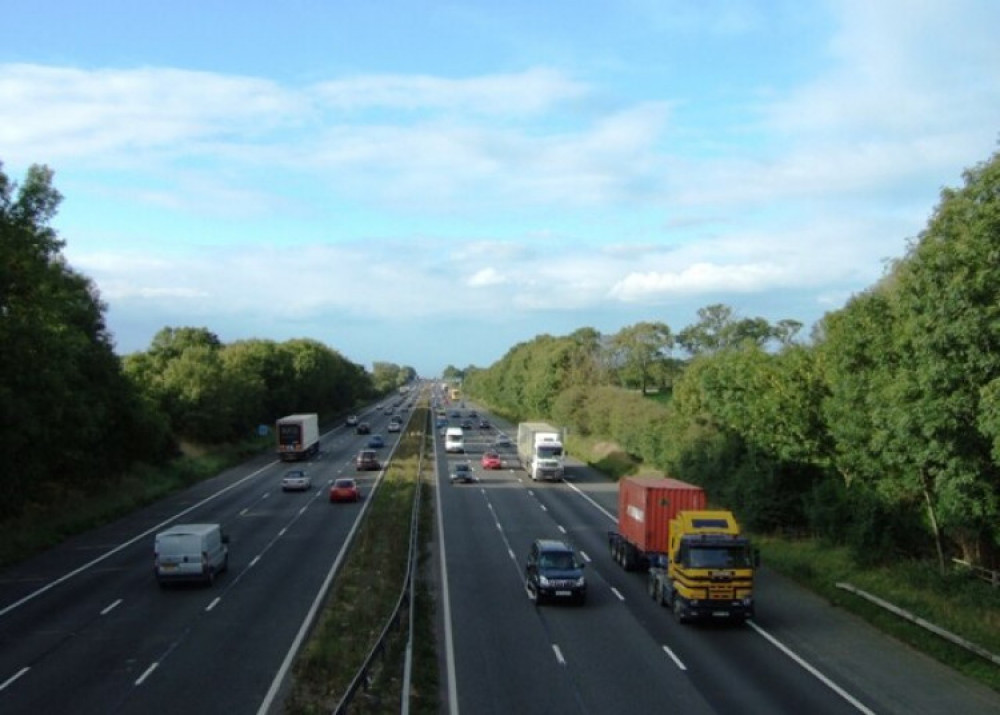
657 510 757 623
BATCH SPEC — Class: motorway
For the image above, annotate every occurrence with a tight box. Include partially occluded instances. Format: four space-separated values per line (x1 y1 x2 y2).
2 395 999 715
0 401 411 715
433 406 1000 715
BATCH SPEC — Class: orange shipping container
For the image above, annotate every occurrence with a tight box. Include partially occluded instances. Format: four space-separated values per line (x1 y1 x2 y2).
618 477 707 554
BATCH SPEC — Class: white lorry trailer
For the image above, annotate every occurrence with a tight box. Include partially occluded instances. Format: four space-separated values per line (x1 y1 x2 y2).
276 413 320 461
516 422 566 481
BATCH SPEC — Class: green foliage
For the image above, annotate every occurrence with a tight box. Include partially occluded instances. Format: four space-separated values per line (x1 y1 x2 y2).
126 331 375 444
465 150 1000 571
371 361 416 394
0 163 169 519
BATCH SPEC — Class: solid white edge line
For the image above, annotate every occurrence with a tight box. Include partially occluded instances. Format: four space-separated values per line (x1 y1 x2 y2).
552 644 566 666
134 662 158 686
256 461 389 715
0 667 30 691
560 479 617 523
747 621 876 715
662 645 687 671
436 445 461 714
0 459 278 618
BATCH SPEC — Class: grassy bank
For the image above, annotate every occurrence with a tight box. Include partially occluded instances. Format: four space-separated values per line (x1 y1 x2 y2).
0 436 270 568
759 537 1000 692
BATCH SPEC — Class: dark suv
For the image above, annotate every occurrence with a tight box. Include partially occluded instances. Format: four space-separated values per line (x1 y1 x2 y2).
524 539 586 605
355 450 380 471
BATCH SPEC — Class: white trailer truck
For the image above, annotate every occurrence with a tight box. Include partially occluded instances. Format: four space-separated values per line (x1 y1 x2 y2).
276 413 320 461
516 422 566 481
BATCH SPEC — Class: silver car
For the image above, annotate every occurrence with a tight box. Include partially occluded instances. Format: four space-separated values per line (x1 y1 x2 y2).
281 469 312 491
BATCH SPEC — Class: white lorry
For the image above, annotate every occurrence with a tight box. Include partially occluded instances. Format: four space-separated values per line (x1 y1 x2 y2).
276 413 320 461
516 422 566 481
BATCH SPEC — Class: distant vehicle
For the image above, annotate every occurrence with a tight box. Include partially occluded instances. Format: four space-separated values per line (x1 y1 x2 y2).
493 433 512 448
450 462 476 484
355 450 380 471
367 434 385 449
444 427 464 453
356 422 371 435
478 419 491 429
276 413 320 461
450 411 461 418
154 524 229 587
516 422 566 481
435 416 448 429
481 452 502 470
387 421 401 433
346 415 359 426
281 469 312 491
329 478 361 503
524 539 586 605
460 419 474 430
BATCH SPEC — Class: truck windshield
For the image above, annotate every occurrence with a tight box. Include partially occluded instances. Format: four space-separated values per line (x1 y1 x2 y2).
537 444 563 458
687 546 751 569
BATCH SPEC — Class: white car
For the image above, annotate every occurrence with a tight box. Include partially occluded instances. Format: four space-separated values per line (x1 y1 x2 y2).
346 415 359 426
387 421 401 433
281 469 312 491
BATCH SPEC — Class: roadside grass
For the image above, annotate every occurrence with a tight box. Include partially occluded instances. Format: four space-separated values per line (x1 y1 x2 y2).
759 537 1000 692
0 436 270 568
285 412 439 714
565 433 661 481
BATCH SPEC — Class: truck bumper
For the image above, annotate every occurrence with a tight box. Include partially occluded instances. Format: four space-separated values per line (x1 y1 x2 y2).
677 597 754 622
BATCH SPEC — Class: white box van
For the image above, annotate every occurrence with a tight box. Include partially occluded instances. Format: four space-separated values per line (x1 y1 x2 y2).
444 427 465 453
154 523 229 587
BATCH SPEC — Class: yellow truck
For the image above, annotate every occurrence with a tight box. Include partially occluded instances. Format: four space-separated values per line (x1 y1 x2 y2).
608 477 758 624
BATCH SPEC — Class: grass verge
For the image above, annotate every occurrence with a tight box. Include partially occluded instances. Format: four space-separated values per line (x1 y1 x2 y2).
0 436 270 568
759 536 1000 692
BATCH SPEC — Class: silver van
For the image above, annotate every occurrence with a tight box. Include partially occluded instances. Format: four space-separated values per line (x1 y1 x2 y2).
154 523 229 587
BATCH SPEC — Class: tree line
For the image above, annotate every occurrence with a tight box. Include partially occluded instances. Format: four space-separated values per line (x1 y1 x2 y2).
464 150 1000 571
0 162 412 521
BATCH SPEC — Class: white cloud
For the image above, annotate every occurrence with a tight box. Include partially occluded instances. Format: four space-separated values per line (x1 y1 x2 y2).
312 67 589 116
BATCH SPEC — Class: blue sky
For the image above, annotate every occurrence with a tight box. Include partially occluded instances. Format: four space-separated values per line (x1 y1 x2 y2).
2 1 998 377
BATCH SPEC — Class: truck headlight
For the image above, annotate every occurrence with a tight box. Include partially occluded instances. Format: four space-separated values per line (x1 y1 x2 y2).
538 575 550 587
575 577 586 587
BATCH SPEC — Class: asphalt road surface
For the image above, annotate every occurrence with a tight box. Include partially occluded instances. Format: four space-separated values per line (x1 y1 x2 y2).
0 402 411 715
432 405 1000 715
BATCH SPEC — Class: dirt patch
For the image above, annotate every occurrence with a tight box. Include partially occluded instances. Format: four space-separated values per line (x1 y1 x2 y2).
177 440 210 458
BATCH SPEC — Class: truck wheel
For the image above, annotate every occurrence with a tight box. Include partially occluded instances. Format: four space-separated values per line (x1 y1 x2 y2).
673 597 690 624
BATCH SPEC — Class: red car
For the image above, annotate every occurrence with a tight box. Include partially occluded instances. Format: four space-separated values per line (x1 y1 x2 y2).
330 478 361 503
481 451 502 470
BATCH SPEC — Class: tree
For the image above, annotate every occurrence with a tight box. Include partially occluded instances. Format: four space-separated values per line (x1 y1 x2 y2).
608 321 673 394
0 163 166 516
